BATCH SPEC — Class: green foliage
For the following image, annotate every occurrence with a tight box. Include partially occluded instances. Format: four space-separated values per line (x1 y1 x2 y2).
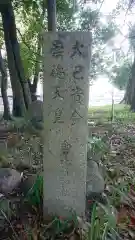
0 16 4 48
57 0 74 19
12 0 118 82
99 22 117 43
78 8 117 80
20 42 36 79
25 174 43 207
129 24 135 51
79 8 99 30
13 0 75 81
42 213 78 236
87 203 118 240
89 104 135 124
111 60 132 90
16 4 43 78
88 136 109 156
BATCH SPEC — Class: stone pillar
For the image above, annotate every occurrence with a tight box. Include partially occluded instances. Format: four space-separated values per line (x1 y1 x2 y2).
43 32 91 218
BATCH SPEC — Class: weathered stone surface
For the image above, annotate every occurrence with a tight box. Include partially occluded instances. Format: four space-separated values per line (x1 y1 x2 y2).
0 168 22 195
86 160 105 221
43 32 91 217
15 161 32 172
86 160 104 197
27 100 43 129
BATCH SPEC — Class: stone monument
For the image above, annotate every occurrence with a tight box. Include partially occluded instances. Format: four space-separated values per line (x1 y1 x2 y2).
43 32 91 217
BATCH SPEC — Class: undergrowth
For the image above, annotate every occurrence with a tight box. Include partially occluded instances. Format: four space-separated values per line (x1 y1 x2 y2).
1 104 135 239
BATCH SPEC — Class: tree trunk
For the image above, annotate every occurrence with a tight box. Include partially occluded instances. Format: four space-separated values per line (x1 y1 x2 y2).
28 79 38 102
47 0 56 31
28 2 45 102
1 2 31 116
123 56 135 111
122 58 135 108
2 9 26 116
28 33 42 101
0 50 11 120
129 58 135 111
8 3 31 108
123 77 132 105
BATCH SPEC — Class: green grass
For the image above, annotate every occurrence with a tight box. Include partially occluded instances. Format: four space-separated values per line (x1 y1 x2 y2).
89 104 128 113
88 104 135 123
89 104 126 111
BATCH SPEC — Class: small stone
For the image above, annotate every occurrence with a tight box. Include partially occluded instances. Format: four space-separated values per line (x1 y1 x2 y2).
31 119 43 130
86 160 104 197
31 165 41 173
0 168 22 195
77 216 90 238
7 133 21 148
77 216 90 230
110 151 117 157
88 121 95 126
27 100 43 122
15 161 31 172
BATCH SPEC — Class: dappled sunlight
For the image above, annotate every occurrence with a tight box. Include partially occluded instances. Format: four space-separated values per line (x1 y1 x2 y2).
89 78 125 106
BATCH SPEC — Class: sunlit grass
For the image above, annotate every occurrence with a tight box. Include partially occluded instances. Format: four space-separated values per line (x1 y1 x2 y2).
89 104 128 113
88 104 135 123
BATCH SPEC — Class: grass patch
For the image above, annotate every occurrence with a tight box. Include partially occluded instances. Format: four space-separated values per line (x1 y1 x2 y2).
88 104 135 123
89 104 128 113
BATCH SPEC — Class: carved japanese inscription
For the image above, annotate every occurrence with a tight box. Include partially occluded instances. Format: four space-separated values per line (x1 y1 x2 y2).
60 140 72 168
52 86 64 100
73 65 85 80
70 109 83 125
43 32 91 217
53 108 64 123
50 64 66 79
71 86 84 104
50 39 64 58
70 41 87 59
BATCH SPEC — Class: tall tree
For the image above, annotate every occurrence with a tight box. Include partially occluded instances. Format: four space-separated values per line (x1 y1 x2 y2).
47 0 56 31
78 7 118 81
1 1 31 116
111 60 132 91
0 50 11 120
13 0 73 102
118 24 135 109
0 0 117 118
126 25 135 110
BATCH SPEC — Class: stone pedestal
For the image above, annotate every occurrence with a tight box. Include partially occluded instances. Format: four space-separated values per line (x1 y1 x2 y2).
43 32 91 217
